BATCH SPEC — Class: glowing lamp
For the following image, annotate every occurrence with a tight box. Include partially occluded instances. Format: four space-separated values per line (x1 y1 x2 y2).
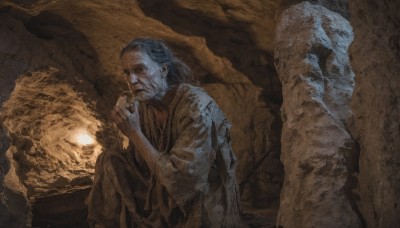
74 131 95 146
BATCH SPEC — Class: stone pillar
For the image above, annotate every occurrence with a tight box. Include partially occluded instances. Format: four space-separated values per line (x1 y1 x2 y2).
274 2 361 227
349 0 400 227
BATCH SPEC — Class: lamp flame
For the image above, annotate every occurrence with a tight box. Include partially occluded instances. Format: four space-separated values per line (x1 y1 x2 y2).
75 132 95 146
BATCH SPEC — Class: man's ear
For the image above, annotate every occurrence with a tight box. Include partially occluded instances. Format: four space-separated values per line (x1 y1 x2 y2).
161 65 168 77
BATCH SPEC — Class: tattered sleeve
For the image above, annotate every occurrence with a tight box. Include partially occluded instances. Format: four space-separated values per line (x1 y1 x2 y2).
155 96 214 211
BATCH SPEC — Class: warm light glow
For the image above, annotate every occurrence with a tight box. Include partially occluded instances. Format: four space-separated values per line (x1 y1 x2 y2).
74 131 95 146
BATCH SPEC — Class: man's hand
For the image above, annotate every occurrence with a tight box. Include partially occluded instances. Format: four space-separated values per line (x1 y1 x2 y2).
111 97 158 174
111 97 140 137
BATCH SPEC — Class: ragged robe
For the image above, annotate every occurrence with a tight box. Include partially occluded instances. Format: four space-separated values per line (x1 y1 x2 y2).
88 83 240 227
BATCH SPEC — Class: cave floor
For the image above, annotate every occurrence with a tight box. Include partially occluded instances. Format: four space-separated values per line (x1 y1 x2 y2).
31 187 277 228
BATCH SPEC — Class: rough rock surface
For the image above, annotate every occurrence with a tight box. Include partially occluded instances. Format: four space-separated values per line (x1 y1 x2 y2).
0 0 283 226
0 150 31 228
349 0 400 227
278 0 349 18
274 2 361 227
2 69 101 195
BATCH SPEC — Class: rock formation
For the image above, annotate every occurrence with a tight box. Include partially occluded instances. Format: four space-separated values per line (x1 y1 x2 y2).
274 2 361 227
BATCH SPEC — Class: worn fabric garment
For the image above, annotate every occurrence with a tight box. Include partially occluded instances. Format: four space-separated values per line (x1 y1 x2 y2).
87 83 241 227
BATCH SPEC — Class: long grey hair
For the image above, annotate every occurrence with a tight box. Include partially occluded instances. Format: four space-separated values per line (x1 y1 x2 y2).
120 38 193 86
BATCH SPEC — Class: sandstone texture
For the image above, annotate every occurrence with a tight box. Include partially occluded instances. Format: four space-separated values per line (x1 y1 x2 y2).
349 0 400 227
2 69 102 195
274 2 361 227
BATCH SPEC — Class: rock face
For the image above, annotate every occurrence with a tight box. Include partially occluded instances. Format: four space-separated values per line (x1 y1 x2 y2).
274 2 361 227
0 151 31 228
349 0 400 227
2 69 101 195
0 8 111 226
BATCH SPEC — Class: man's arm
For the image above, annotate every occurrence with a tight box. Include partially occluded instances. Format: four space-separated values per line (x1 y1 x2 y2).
111 100 159 174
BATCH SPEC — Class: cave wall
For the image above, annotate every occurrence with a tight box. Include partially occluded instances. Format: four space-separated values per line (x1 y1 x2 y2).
0 7 111 227
349 0 400 227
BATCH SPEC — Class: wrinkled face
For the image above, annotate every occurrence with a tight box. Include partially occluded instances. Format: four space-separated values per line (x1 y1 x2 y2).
121 50 168 101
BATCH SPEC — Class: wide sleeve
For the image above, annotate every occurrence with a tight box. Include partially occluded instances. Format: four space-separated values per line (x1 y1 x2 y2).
155 96 215 212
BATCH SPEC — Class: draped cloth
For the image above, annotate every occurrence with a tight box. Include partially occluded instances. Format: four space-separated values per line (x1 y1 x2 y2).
87 84 241 227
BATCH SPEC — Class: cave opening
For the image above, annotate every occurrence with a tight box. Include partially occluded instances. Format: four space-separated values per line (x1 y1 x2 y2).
1 68 102 227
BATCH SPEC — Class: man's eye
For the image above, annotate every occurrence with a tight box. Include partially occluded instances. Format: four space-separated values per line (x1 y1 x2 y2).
123 70 130 76
133 66 146 74
122 66 146 77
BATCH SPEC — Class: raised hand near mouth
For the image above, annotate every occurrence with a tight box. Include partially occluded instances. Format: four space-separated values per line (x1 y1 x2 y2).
111 95 140 137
